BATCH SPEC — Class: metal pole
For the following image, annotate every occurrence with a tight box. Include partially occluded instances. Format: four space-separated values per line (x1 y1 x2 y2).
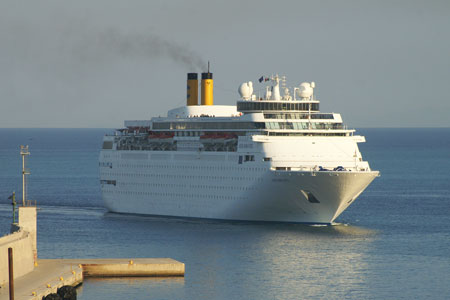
20 145 30 207
8 247 14 300
22 151 25 206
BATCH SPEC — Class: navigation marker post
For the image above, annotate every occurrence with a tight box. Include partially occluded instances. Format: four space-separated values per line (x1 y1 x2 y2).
20 145 30 206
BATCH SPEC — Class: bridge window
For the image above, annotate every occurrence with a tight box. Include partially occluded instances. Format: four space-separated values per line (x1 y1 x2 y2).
237 102 319 112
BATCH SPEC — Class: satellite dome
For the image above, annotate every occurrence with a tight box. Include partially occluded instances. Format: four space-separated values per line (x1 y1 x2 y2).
298 82 313 99
238 81 253 100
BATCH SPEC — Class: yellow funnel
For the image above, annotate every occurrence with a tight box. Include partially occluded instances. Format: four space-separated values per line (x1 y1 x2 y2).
187 73 198 106
201 72 213 106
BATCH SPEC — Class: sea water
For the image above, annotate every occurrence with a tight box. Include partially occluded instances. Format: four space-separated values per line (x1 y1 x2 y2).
0 128 449 299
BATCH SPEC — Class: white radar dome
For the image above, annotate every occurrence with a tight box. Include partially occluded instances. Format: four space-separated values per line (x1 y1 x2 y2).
297 82 313 99
238 81 253 100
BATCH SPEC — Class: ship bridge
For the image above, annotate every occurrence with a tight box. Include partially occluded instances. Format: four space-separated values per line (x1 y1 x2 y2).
237 100 319 114
237 74 320 113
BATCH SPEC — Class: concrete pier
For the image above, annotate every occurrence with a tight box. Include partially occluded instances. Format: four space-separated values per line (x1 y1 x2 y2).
0 258 184 300
62 258 185 277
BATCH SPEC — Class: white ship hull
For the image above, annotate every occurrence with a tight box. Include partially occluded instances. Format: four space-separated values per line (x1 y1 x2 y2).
100 150 378 224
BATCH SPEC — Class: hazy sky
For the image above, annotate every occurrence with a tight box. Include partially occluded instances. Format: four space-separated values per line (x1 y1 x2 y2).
1 0 449 128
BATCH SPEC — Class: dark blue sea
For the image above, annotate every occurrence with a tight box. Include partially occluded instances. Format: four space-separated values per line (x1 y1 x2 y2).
1 128 449 299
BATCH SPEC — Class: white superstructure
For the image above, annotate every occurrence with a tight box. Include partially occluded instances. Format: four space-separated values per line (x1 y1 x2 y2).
99 72 379 224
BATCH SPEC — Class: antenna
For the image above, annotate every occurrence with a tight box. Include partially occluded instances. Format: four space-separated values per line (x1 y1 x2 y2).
281 75 287 89
20 145 30 206
207 61 210 73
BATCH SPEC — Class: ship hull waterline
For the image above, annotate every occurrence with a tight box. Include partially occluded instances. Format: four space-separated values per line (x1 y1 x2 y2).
102 170 379 225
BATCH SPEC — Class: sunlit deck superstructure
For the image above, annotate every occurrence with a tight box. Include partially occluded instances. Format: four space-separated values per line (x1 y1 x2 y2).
99 71 379 224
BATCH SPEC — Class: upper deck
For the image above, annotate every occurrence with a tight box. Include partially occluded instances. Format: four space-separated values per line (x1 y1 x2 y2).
103 74 362 152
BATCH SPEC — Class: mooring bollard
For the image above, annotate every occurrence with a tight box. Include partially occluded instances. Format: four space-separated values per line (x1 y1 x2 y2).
8 247 14 300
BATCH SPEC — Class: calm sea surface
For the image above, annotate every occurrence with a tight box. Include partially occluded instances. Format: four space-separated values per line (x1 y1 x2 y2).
1 128 449 299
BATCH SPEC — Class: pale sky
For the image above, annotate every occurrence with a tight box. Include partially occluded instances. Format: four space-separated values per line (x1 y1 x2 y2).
1 0 449 128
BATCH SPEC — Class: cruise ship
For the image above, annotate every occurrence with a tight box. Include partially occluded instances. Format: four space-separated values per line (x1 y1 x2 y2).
99 70 379 224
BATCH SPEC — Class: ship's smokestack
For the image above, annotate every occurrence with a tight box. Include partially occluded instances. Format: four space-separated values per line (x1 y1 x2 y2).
187 73 198 106
201 63 213 106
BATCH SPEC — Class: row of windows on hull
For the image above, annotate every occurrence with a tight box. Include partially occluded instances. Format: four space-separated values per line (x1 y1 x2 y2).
237 102 319 112
171 130 348 137
268 132 348 136
152 121 342 130
153 122 265 130
264 113 334 120
102 181 260 192
102 190 251 201
266 122 343 130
